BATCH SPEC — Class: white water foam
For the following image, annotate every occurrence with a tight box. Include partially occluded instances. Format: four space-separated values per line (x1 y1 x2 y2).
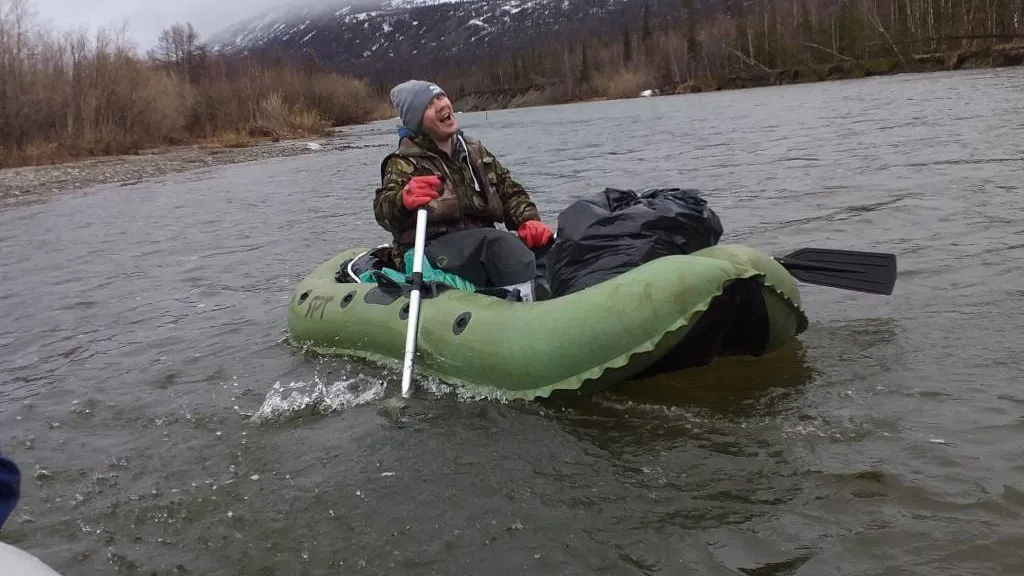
250 375 386 422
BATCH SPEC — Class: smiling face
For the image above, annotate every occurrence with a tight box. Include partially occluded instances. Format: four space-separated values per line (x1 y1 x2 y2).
420 94 459 142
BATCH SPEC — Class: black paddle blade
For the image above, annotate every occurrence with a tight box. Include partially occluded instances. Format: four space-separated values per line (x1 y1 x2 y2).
775 248 898 295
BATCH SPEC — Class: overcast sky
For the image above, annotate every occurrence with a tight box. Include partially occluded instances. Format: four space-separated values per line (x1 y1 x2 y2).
25 0 300 50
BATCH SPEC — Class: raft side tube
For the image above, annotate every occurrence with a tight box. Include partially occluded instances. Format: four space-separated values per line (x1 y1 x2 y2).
286 246 806 399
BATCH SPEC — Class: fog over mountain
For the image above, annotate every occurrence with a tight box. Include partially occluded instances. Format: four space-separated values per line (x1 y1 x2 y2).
204 0 680 84
26 0 351 50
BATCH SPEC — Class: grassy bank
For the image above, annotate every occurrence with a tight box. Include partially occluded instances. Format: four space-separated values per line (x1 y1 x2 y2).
0 3 390 169
452 42 1024 112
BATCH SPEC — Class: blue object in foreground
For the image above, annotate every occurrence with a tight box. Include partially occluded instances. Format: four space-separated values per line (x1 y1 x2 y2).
0 451 20 530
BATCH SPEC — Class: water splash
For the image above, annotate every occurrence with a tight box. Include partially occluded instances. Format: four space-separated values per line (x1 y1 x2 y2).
249 375 385 423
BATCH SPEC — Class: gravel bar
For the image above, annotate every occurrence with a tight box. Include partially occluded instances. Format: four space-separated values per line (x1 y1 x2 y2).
0 131 389 201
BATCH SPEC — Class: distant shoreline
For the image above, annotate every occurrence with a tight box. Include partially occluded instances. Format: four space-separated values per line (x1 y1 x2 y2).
451 44 1024 113
2 57 1020 202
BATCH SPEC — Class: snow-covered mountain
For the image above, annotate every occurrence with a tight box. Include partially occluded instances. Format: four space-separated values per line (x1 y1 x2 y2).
207 0 678 83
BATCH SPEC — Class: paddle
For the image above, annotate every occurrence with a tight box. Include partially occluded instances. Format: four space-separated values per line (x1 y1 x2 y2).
400 208 429 397
774 248 897 295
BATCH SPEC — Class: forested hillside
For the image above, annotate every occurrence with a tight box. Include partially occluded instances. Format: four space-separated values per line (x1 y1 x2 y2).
434 0 1024 107
209 0 1023 108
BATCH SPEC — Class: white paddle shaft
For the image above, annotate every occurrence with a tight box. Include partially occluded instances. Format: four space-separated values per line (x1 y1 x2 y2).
400 208 429 397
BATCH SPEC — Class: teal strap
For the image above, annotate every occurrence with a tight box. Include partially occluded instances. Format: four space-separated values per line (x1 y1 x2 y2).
358 251 479 292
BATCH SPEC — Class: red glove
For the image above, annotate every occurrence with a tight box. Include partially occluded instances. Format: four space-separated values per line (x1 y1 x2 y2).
402 175 441 210
517 220 553 248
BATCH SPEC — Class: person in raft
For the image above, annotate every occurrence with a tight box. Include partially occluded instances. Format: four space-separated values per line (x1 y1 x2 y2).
372 80 554 272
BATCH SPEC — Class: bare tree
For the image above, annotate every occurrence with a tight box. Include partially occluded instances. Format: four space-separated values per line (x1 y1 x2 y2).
148 22 205 83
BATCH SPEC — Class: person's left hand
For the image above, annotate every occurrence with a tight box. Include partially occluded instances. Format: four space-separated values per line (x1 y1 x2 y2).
517 220 553 248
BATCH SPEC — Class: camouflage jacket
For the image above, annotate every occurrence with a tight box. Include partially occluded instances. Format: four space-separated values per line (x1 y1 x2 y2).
373 131 541 253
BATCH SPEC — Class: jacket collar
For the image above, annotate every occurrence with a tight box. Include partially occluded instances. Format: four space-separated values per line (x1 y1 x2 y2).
398 126 468 162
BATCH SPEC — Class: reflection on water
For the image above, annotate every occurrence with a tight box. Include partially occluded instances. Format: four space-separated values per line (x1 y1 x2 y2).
609 341 815 416
540 342 814 455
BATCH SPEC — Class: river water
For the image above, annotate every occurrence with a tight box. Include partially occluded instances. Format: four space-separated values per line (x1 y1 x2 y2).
2 68 1023 575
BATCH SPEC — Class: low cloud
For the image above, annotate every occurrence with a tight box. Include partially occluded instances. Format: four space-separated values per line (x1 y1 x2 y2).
25 0 324 50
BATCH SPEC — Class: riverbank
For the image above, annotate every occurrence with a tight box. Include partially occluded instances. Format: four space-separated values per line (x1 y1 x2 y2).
3 48 1020 201
453 42 1024 111
0 4 393 174
0 130 391 201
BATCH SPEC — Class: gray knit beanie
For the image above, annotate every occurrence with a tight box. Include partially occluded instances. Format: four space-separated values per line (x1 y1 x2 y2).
390 80 447 133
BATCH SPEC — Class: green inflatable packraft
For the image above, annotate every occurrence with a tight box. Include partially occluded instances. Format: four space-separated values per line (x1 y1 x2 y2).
285 243 809 400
